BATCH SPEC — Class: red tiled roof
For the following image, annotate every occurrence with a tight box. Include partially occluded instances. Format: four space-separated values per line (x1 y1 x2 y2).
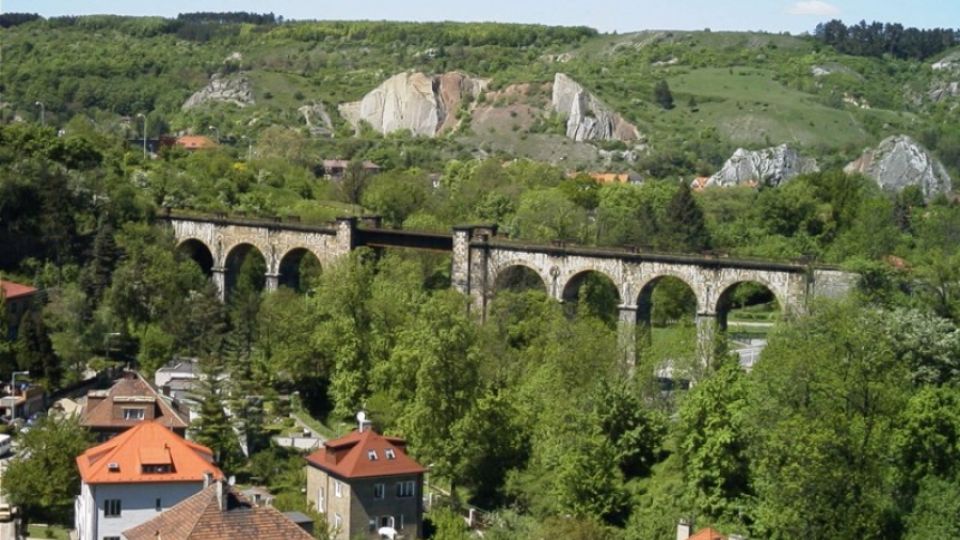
305 429 426 479
123 482 313 540
689 527 726 540
0 280 37 300
76 420 223 484
176 135 218 150
589 172 631 184
80 372 189 430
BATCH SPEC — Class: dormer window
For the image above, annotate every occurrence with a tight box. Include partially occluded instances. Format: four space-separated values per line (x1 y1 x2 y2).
142 464 172 474
123 408 145 420
385 448 396 460
367 450 378 461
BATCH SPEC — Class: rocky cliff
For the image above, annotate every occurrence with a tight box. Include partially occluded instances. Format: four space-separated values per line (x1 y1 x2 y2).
845 135 953 200
338 71 487 137
182 73 255 110
551 73 640 142
705 144 819 188
298 102 334 136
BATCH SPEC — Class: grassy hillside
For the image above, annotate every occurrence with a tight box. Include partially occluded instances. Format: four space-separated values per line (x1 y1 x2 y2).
1 17 958 174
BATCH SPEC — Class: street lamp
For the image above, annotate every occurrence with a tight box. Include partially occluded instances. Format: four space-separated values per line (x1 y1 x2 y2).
136 113 148 160
208 125 220 144
34 101 44 127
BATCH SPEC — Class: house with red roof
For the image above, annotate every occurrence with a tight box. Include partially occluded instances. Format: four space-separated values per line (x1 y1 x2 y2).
175 135 218 151
80 371 190 441
123 479 313 540
74 420 223 540
305 425 426 539
1 279 37 340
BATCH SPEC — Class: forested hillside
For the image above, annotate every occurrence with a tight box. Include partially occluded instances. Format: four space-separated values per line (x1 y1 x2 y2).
2 13 960 540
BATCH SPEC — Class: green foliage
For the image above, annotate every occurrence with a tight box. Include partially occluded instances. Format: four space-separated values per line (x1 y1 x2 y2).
3 416 92 524
654 80 675 110
746 302 909 538
677 356 750 524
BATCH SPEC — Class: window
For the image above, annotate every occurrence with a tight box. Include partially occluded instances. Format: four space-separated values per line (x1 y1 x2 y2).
334 480 343 498
122 408 144 420
142 464 172 474
104 499 122 517
396 481 415 498
380 515 395 528
367 449 378 461
317 487 325 512
155 498 162 512
373 483 385 499
334 513 342 529
385 448 396 460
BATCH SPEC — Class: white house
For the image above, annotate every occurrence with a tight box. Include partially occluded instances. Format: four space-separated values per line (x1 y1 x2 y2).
74 420 223 540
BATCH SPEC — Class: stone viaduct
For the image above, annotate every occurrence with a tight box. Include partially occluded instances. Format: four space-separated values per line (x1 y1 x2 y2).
164 212 857 365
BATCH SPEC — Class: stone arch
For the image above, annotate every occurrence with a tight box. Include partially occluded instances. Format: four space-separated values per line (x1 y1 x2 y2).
224 242 268 297
176 238 214 277
277 247 323 293
635 274 699 329
714 279 783 331
561 269 622 326
492 263 549 295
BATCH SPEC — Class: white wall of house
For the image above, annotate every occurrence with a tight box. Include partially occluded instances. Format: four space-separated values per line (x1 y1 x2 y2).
75 481 204 540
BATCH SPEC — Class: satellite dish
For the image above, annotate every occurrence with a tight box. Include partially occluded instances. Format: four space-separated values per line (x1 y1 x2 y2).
356 411 367 423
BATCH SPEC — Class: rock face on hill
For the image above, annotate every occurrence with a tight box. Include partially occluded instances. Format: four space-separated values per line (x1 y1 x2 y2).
928 81 960 102
182 73 255 110
705 144 818 188
845 135 953 199
338 71 488 137
551 73 640 142
298 102 334 136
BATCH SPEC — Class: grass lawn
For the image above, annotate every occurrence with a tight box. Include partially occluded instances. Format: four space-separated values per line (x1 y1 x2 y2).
26 523 70 540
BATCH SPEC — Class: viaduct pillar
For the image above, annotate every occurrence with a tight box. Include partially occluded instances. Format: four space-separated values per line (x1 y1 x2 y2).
618 305 639 372
265 273 280 292
211 266 227 303
696 313 719 368
452 225 497 319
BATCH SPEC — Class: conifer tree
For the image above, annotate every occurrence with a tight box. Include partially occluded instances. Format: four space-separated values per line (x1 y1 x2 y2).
663 181 711 252
654 80 675 110
192 357 243 471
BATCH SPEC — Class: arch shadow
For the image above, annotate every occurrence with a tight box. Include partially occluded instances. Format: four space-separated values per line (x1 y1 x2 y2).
561 270 621 327
278 247 322 293
636 275 698 329
225 243 267 298
715 281 781 332
176 239 214 277
493 264 548 295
